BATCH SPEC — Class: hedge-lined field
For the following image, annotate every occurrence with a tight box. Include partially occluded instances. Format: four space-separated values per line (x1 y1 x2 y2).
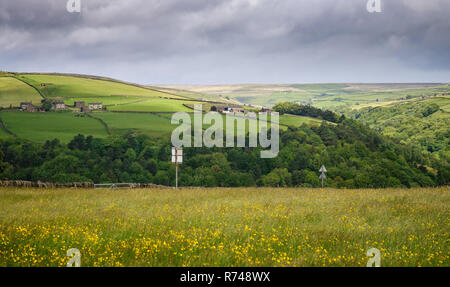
0 111 109 143
0 187 448 267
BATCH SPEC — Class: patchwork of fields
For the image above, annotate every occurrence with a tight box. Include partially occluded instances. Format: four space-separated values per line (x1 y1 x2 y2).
0 111 109 143
163 83 450 111
0 74 448 152
0 187 447 267
0 73 328 142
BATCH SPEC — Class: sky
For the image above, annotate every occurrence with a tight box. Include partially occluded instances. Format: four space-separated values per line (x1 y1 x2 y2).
1 0 449 84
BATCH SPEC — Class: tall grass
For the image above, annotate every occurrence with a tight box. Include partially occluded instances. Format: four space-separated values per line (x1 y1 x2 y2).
0 187 448 267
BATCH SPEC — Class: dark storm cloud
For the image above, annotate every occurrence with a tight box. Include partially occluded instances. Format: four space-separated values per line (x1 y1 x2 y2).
0 0 449 83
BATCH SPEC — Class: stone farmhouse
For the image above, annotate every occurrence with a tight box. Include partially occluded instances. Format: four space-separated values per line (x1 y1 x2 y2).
51 101 66 110
20 102 37 112
210 105 246 114
74 101 86 108
261 107 274 113
88 103 103 110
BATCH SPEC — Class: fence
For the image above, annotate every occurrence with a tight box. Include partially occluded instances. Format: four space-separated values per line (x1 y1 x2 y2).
0 181 173 189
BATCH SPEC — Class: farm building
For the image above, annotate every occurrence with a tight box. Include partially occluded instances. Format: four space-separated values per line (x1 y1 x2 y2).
261 107 274 113
39 83 54 87
51 101 66 110
88 103 103 110
211 105 246 114
210 105 228 113
232 107 246 114
74 101 86 108
20 102 33 110
20 102 37 112
80 106 91 113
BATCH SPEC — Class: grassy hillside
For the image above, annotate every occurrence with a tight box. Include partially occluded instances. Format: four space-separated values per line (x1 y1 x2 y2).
94 112 177 139
0 77 42 108
279 114 322 127
0 187 447 267
0 122 13 138
0 109 308 142
0 111 109 143
350 96 450 157
152 85 233 103
15 74 186 101
107 98 200 113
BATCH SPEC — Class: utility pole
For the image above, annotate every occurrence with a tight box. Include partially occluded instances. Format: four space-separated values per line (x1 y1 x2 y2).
319 165 327 188
172 147 183 189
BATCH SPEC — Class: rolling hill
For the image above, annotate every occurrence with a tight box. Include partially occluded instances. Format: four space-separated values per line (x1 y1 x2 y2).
0 72 325 143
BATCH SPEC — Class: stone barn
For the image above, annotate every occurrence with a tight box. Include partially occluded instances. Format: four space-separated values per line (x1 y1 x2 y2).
88 103 103 110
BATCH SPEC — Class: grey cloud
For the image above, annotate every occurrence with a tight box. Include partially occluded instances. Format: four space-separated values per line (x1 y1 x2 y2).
0 0 449 84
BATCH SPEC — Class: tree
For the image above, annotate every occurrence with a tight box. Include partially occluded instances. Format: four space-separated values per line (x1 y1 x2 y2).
41 100 52 112
262 168 291 187
303 170 320 187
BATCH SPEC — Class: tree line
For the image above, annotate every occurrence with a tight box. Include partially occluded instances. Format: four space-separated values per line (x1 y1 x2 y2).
0 117 448 188
273 102 345 123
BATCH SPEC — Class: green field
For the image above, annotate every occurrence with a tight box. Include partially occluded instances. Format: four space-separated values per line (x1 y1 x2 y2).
94 112 178 138
17 74 185 100
95 112 281 139
0 187 447 267
63 96 145 106
279 114 322 127
0 77 42 108
0 111 109 143
0 122 12 138
0 110 297 142
107 98 199 113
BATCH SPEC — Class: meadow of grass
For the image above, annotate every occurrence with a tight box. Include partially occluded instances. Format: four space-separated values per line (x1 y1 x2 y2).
152 86 229 103
97 111 288 139
0 109 293 143
0 187 447 267
64 96 145 106
0 111 109 143
0 124 12 138
17 74 185 100
279 114 322 127
94 112 177 138
107 98 199 113
0 77 42 108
